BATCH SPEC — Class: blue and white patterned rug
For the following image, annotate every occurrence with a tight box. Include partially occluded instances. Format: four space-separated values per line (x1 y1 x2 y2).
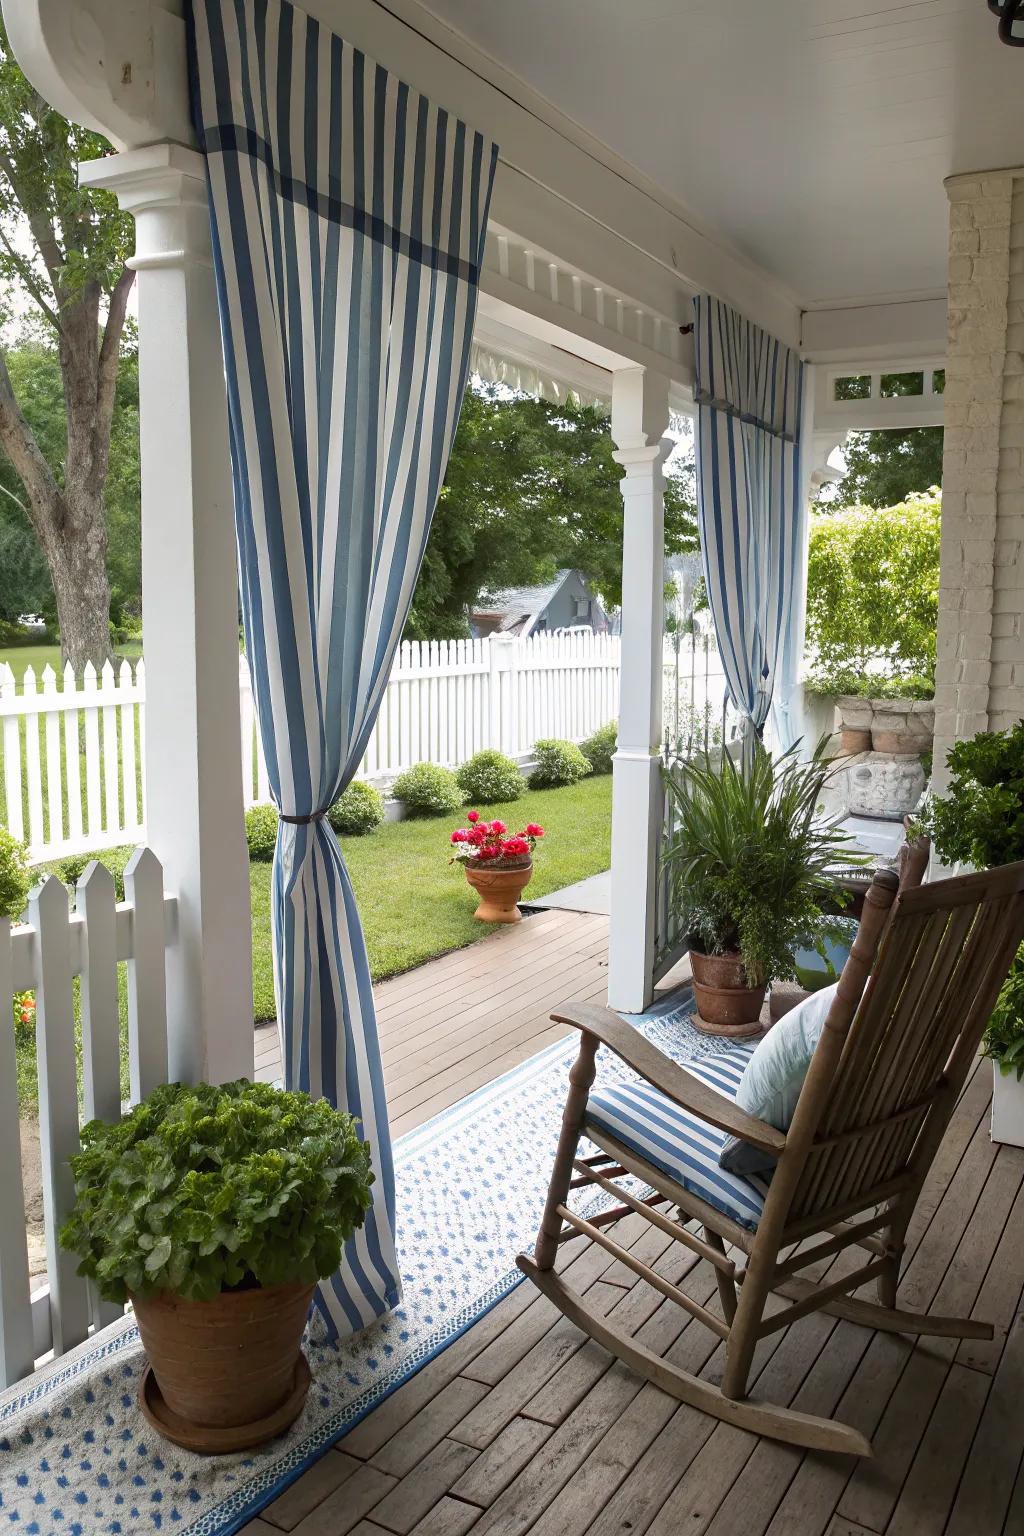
0 987 716 1535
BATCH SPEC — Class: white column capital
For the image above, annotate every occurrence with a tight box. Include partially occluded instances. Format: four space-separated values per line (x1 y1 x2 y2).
80 143 212 270
610 366 671 454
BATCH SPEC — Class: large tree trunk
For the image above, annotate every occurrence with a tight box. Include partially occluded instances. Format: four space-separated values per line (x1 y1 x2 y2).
36 486 113 674
0 269 133 676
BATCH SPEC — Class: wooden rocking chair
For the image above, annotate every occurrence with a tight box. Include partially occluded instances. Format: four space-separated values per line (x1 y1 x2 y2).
518 856 1024 1456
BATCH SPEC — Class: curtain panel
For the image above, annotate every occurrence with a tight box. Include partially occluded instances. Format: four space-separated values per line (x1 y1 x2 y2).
692 296 805 740
189 0 497 1336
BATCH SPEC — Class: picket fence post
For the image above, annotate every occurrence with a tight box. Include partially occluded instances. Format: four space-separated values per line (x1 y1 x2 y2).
0 663 23 843
0 914 33 1385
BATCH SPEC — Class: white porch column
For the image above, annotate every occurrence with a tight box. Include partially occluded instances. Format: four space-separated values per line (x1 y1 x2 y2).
80 144 254 1084
933 168 1024 786
607 367 670 1013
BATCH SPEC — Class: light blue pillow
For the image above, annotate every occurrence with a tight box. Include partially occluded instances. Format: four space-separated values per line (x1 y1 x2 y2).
719 982 838 1177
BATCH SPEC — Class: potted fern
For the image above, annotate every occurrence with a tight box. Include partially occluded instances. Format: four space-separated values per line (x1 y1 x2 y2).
60 1079 373 1452
663 740 855 1035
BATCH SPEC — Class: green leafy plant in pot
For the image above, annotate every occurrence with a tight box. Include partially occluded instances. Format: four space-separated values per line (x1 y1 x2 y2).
60 1079 373 1453
922 722 1024 1141
663 739 856 1036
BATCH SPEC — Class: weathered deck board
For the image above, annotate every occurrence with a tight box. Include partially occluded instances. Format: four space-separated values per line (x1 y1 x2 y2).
246 919 1024 1536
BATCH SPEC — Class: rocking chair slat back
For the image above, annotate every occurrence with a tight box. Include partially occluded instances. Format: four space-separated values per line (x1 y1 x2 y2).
788 861 1024 1228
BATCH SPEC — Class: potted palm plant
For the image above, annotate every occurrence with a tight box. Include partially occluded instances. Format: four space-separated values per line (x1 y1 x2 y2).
663 739 856 1036
60 1079 373 1453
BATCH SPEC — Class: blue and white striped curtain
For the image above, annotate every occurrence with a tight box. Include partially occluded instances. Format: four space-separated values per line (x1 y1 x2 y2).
189 0 496 1336
692 296 805 740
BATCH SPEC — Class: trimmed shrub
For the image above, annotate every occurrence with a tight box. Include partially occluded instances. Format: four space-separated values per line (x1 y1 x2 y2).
54 847 129 901
392 761 464 817
328 781 386 836
0 828 31 920
456 750 526 805
530 738 592 789
246 803 279 860
580 721 617 775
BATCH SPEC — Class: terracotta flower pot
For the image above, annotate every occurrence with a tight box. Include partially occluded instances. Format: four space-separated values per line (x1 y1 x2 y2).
689 949 767 1037
132 1278 314 1449
464 856 533 923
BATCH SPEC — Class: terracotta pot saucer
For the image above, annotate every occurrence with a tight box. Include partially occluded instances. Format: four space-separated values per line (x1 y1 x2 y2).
138 1352 311 1454
691 1012 766 1040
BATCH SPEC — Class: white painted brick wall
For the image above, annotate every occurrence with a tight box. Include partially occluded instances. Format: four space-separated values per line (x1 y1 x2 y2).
933 168 1024 784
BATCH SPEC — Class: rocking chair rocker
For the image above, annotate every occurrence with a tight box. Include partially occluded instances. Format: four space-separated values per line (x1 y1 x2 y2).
518 855 1024 1457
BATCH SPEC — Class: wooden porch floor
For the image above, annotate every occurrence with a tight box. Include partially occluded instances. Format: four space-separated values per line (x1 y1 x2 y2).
247 913 1024 1536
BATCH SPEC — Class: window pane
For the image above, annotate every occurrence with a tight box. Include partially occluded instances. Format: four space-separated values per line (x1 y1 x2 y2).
880 371 925 398
833 375 871 401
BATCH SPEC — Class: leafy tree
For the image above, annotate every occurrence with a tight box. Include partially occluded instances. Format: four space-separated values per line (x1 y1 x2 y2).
0 339 140 631
406 384 697 638
805 492 940 693
829 427 943 509
825 372 943 509
0 22 134 669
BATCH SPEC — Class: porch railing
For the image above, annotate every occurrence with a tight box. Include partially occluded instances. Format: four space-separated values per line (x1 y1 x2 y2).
0 850 175 1387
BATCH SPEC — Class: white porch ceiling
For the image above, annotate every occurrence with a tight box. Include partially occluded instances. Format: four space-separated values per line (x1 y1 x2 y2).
415 0 1024 308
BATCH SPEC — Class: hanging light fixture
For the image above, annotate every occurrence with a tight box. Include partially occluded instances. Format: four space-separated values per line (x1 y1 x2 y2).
988 0 1024 45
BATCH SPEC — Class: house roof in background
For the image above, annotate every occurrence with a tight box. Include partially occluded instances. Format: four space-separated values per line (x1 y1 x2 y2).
474 569 576 627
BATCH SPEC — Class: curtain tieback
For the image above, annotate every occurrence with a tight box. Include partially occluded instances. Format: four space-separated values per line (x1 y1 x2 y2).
279 809 329 824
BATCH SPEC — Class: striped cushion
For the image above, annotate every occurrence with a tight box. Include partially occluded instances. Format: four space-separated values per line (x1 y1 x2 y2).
584 1046 765 1230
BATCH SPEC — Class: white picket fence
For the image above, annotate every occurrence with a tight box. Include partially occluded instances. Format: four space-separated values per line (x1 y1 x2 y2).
0 659 145 862
0 849 175 1386
2 631 730 861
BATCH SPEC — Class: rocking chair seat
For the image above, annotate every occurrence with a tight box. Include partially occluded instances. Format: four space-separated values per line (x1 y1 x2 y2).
584 1046 764 1230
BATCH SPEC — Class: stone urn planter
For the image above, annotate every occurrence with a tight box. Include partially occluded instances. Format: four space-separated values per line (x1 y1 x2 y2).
464 855 533 923
834 696 935 757
134 1279 315 1453
689 950 767 1038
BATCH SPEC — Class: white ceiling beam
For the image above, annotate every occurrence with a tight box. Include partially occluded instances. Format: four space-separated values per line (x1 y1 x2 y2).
801 299 948 362
6 0 802 353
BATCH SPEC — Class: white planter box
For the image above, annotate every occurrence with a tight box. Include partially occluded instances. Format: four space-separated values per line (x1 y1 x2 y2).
991 1062 1024 1148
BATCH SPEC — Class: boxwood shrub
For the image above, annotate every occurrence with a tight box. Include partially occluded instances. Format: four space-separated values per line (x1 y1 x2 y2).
580 721 617 775
529 737 593 789
392 761 464 817
456 749 526 805
0 828 31 920
59 1079 374 1302
245 803 279 860
328 780 386 836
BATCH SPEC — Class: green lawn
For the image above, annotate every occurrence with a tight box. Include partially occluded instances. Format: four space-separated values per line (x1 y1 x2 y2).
17 773 612 1104
249 773 612 1018
0 640 143 688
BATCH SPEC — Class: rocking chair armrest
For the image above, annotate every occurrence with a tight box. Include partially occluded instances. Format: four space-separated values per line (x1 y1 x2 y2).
551 1000 786 1159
